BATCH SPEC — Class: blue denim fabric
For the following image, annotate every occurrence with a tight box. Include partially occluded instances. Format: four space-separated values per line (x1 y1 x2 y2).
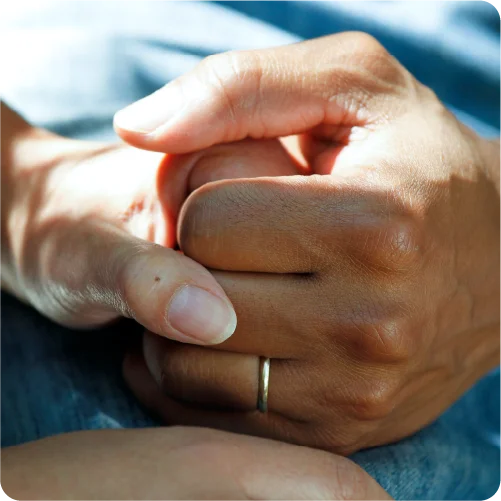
1 2 499 499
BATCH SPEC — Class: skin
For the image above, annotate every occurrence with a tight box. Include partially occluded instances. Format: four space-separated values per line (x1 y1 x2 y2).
114 33 500 454
1 103 387 498
1 103 299 345
2 425 391 500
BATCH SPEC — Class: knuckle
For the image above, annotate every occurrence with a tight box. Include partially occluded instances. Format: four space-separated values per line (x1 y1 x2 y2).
388 184 429 222
369 218 422 271
199 52 242 135
200 52 241 93
199 51 262 135
344 31 388 57
386 219 422 262
336 32 409 95
348 378 398 421
350 316 413 363
337 187 424 277
201 51 246 82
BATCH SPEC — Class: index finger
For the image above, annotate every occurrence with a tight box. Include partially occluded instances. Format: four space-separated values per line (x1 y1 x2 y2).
178 173 377 273
114 33 406 153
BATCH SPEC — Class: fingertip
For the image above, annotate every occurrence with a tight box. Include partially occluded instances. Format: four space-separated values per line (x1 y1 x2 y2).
111 239 237 346
113 118 159 151
113 80 202 153
113 118 211 154
113 88 173 136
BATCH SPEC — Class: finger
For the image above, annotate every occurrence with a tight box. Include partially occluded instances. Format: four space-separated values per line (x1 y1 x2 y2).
125 353 340 452
207 271 323 358
122 354 392 500
157 138 302 247
138 331 403 436
130 333 401 451
178 174 377 273
114 33 406 153
143 333 260 412
142 332 306 418
41 220 236 345
124 349 309 447
215 268 415 371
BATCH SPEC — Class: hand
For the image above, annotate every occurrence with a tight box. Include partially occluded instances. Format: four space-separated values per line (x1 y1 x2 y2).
2 422 391 500
117 33 500 453
1 103 299 344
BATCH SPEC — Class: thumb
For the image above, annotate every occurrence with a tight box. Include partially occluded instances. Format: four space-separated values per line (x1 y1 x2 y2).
41 221 236 345
114 32 405 154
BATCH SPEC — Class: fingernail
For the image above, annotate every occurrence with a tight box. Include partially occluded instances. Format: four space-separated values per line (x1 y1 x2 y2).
114 83 184 134
168 285 237 344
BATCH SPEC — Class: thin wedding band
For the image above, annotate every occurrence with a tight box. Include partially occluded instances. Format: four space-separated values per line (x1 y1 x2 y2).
257 357 270 413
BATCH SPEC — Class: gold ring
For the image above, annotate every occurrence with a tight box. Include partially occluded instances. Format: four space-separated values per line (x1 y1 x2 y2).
257 357 270 413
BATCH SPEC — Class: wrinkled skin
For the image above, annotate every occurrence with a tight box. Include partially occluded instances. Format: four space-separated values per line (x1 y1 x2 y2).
116 33 500 454
1 103 297 343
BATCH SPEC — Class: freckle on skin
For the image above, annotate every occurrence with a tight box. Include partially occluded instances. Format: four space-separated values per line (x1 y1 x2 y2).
155 276 160 282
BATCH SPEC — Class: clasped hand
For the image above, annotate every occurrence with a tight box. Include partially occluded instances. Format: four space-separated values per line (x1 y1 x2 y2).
116 33 500 454
4 33 498 456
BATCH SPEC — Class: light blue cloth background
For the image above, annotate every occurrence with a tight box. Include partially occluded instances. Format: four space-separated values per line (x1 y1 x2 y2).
1 2 499 499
